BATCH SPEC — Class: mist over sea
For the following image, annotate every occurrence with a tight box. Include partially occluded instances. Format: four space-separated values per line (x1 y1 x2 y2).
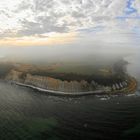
125 53 140 81
0 53 140 140
0 0 139 139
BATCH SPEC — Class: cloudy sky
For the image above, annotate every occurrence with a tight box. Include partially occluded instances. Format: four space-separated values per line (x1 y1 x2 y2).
0 0 140 60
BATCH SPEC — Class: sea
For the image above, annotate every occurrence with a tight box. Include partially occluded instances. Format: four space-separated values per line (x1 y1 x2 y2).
0 54 140 140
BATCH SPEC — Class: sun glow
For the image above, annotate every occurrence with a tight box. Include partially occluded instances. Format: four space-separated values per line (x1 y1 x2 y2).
0 32 77 47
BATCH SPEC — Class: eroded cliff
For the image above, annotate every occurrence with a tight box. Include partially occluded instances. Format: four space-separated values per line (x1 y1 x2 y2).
5 70 132 94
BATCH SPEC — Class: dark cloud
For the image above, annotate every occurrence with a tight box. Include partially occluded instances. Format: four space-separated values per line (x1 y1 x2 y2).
33 0 55 11
18 15 69 36
0 10 11 18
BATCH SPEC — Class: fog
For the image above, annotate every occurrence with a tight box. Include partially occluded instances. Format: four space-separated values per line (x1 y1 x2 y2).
0 31 138 66
124 53 140 80
0 44 136 65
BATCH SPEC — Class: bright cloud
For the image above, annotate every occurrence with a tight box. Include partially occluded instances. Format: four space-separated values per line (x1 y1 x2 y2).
0 32 77 47
0 0 139 47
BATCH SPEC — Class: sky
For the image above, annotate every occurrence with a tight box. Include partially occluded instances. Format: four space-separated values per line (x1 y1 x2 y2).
0 0 140 61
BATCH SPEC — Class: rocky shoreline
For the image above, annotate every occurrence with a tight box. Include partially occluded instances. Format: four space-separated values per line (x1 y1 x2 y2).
5 70 137 96
14 82 110 96
14 79 137 96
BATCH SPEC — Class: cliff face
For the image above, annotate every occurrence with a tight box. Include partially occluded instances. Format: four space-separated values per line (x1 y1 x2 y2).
24 74 94 92
5 70 23 82
5 70 129 93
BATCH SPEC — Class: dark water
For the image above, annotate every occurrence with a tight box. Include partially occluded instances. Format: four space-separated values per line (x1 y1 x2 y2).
0 55 140 140
0 81 140 140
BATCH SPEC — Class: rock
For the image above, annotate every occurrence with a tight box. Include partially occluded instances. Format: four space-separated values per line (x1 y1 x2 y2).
5 70 23 82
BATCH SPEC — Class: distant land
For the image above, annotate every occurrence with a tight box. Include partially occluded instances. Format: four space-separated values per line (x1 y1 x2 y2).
0 58 137 96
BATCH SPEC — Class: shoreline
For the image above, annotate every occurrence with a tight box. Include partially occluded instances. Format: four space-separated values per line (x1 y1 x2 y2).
10 76 137 97
14 82 109 96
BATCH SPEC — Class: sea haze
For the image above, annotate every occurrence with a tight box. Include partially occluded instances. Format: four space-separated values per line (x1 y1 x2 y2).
0 58 139 140
0 51 139 140
0 0 140 139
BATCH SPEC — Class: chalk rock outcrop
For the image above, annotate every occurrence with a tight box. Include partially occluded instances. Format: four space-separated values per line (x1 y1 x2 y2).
5 70 23 82
6 70 128 93
24 74 92 92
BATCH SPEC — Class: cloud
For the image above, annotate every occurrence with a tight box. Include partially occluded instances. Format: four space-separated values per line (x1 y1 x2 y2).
0 32 77 47
0 0 126 36
17 0 129 36
0 0 139 48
